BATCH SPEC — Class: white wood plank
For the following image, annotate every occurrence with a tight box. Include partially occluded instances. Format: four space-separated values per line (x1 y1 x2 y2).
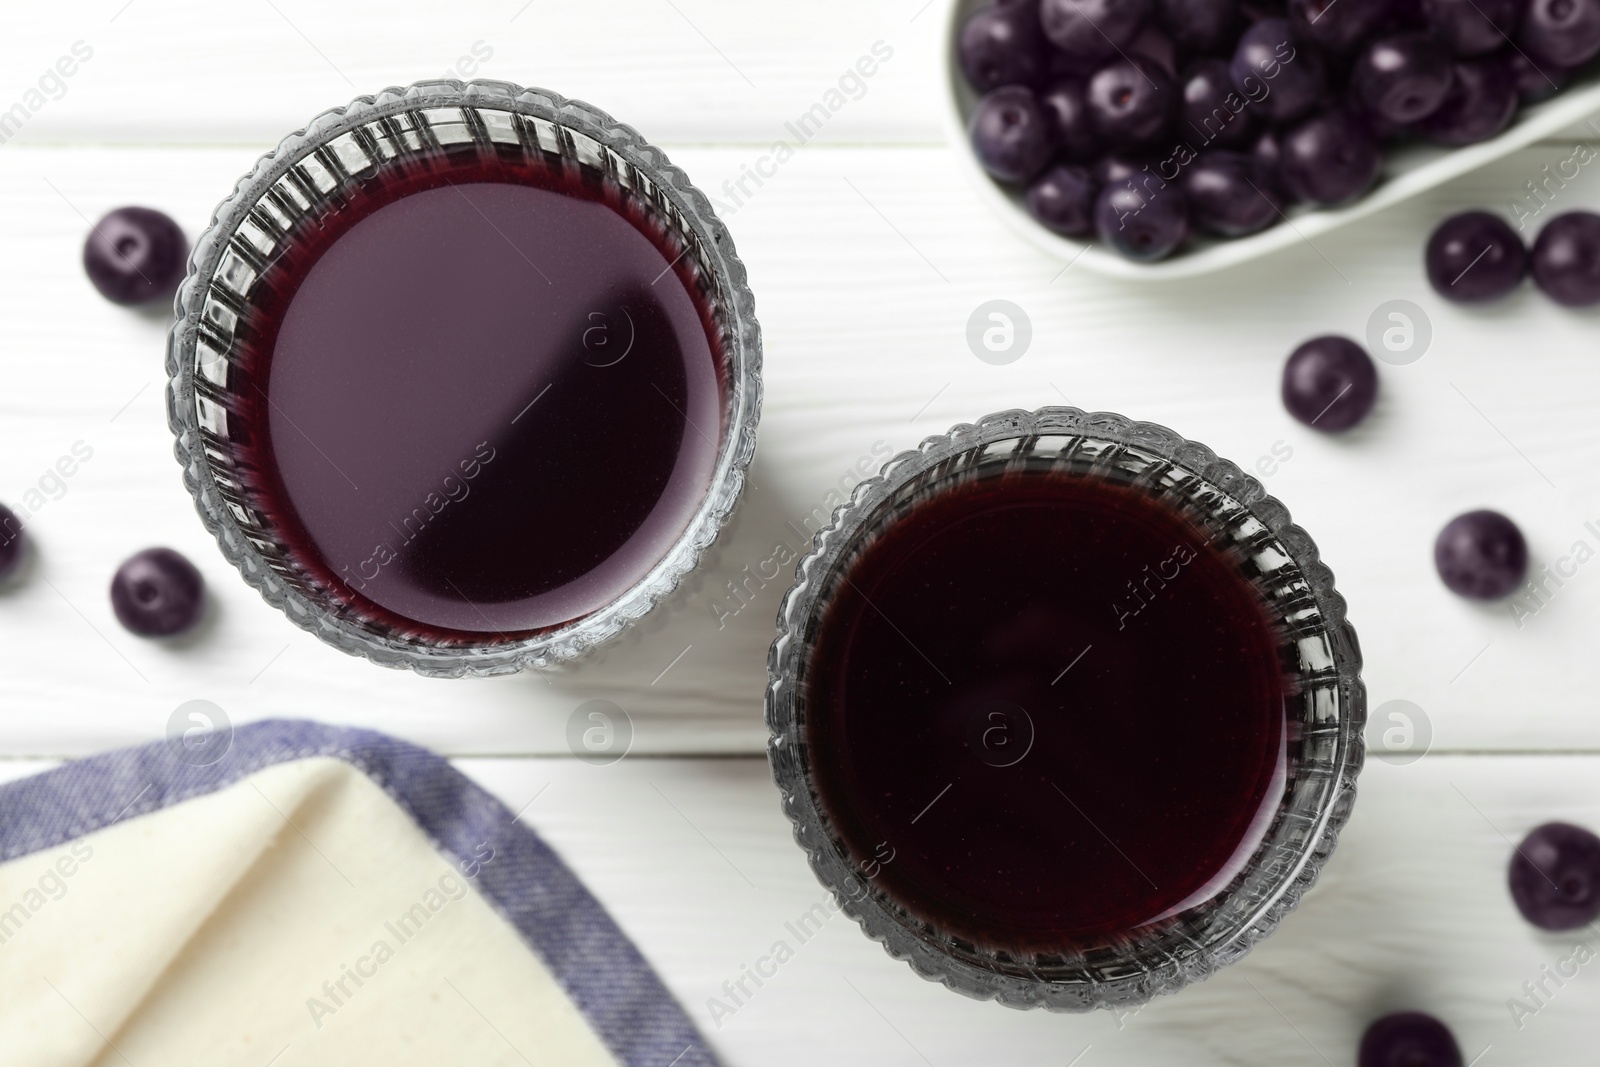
3 1 1592 149
455 754 1600 1066
3 141 1600 757
0 0 944 146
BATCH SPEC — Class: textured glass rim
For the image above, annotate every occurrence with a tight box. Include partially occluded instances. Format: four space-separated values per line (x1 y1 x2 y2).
165 79 762 677
765 407 1366 1011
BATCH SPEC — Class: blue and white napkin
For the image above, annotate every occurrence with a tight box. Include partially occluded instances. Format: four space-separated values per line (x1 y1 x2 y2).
0 720 716 1066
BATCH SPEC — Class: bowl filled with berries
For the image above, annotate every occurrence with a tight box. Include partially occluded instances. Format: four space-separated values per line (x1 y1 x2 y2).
944 0 1600 277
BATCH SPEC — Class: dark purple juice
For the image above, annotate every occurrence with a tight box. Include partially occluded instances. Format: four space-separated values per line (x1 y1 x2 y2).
231 150 723 637
805 472 1288 953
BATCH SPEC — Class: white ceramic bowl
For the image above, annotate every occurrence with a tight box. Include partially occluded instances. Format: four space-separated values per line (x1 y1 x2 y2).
941 0 1600 280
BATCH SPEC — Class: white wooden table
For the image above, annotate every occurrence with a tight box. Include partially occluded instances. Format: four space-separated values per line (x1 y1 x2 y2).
3 2 1600 1063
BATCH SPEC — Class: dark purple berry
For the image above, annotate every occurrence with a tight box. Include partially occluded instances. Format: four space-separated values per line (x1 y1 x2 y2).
1096 153 1160 186
1519 0 1600 68
1231 19 1326 125
1353 33 1456 124
1087 57 1177 147
970 86 1057 183
1040 0 1152 64
110 547 206 636
1183 151 1280 236
1288 0 1389 53
1388 0 1433 29
1094 180 1190 261
1348 94 1408 144
0 504 23 582
1182 58 1256 149
1434 510 1527 599
1027 163 1100 236
1282 336 1379 432
959 4 1047 92
1046 46 1099 83
1499 49 1569 102
1358 1013 1463 1067
1250 128 1288 197
82 207 187 307
1040 80 1103 161
1509 822 1600 930
1155 0 1240 52
1417 59 1517 146
1279 110 1382 206
1422 0 1526 56
1127 22 1179 78
1531 211 1600 306
1426 211 1527 303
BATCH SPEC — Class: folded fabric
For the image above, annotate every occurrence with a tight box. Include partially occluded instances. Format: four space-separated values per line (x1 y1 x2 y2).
0 719 717 1067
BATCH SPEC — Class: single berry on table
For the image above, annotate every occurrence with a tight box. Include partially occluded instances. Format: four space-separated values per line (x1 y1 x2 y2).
110 547 206 637
1530 211 1600 307
1281 336 1379 432
1508 822 1600 930
1358 1012 1464 1067
1425 211 1526 303
1433 510 1528 599
0 504 23 581
82 206 187 307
